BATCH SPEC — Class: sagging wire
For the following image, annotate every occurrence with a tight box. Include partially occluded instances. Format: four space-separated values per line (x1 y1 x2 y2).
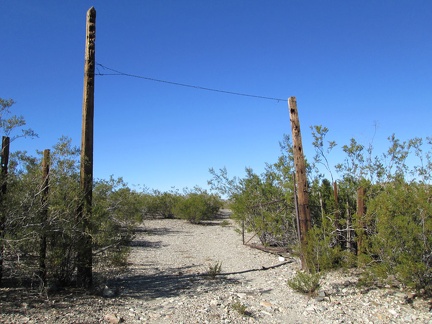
96 63 287 103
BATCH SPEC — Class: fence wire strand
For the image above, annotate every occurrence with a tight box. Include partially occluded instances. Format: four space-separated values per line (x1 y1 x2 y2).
96 63 287 103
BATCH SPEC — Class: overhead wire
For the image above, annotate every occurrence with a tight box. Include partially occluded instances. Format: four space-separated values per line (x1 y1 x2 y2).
95 63 287 103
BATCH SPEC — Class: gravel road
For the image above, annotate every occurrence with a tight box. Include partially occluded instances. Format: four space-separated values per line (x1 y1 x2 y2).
1 211 431 323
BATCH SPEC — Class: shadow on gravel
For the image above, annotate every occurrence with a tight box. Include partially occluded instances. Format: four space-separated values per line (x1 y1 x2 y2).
134 226 185 236
131 227 186 249
112 267 242 300
129 240 163 248
109 262 290 302
196 221 224 226
0 284 102 317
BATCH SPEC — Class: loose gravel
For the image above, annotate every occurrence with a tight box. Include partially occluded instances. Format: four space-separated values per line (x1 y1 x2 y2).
1 211 432 323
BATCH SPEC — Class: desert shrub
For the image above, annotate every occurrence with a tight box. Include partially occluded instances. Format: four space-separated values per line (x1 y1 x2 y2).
288 271 321 295
92 177 142 271
365 181 432 294
302 225 343 273
231 301 250 316
0 158 41 280
1 137 142 287
208 136 298 247
220 220 230 227
173 192 222 224
142 190 182 219
228 168 297 247
205 261 222 279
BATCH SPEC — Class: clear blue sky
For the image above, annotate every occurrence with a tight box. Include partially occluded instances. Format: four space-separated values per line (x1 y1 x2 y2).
1 1 431 192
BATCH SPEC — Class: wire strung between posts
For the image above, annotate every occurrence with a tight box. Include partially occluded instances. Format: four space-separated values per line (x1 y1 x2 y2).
96 63 287 103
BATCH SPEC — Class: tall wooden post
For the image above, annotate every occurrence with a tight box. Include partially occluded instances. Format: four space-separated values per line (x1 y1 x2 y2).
0 136 10 282
1 137 10 196
333 181 340 245
39 149 50 284
346 202 351 250
292 172 301 242
288 97 311 270
78 6 96 288
356 187 365 256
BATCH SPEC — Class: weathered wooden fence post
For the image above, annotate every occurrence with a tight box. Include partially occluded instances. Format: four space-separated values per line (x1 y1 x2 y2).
333 181 340 245
356 187 365 256
346 201 351 250
292 172 301 242
0 137 9 196
0 136 10 282
39 149 50 284
288 97 311 270
77 6 96 288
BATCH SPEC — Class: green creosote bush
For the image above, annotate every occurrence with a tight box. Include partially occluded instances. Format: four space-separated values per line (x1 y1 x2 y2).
173 192 222 224
231 301 251 316
208 136 299 248
142 190 182 219
210 128 432 295
91 176 142 269
2 135 142 286
211 167 298 247
302 226 344 273
103 246 130 268
220 220 230 227
365 181 432 295
287 271 321 295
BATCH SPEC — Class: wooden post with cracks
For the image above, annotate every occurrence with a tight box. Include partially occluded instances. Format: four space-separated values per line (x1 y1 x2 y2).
288 97 311 270
77 7 96 288
0 136 10 282
356 187 365 256
0 137 9 196
333 181 340 246
346 202 351 250
292 172 301 243
39 149 50 284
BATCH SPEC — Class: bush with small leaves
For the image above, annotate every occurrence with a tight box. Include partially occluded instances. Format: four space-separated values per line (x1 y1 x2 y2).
220 220 230 227
288 271 321 295
173 192 222 224
302 225 344 273
142 190 182 219
231 301 251 316
366 181 432 295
